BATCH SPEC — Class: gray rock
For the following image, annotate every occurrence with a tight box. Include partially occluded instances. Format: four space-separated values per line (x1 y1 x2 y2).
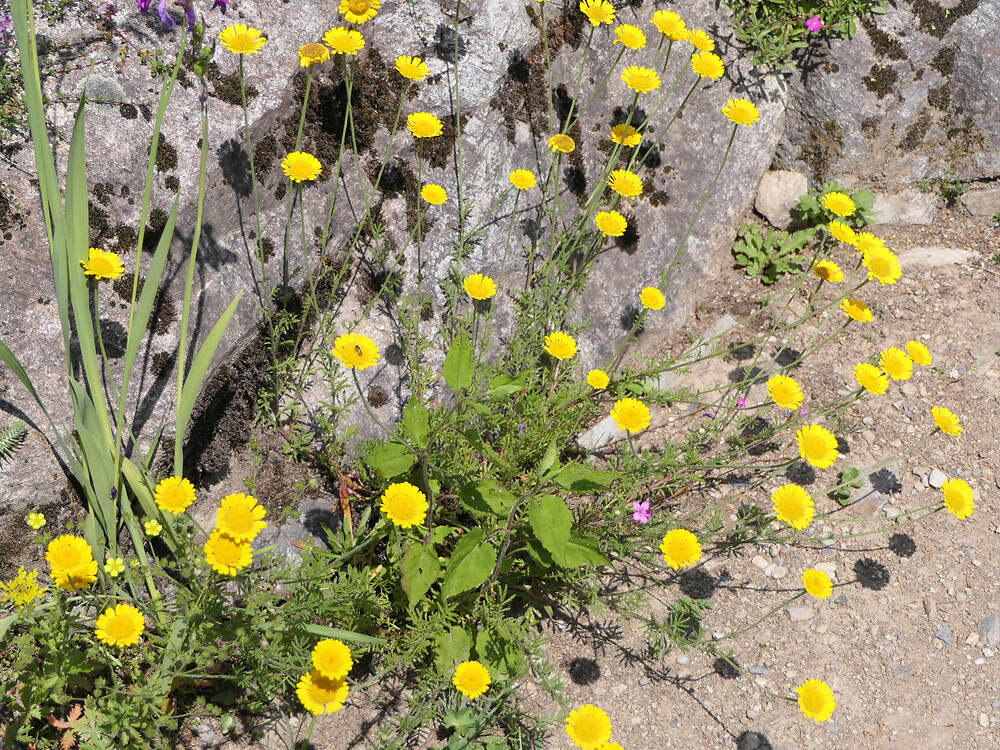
576 414 625 452
776 1 1000 188
935 626 953 646
871 190 936 225
928 468 947 489
960 188 1000 217
755 169 808 228
898 246 973 267
979 614 1000 646
746 665 768 675
786 605 815 622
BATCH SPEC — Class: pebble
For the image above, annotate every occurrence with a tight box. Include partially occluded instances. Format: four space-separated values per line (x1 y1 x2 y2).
936 626 953 646
885 506 902 519
747 665 769 675
928 469 947 489
787 605 815 622
815 562 838 581
912 465 930 477
984 648 995 658
979 615 1000 646
834 593 848 606
752 555 770 571
966 633 980 646
676 654 690 665
979 713 990 728
923 598 937 618
766 565 788 579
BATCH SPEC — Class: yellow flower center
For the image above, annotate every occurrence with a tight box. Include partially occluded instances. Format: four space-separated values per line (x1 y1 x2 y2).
106 613 136 641
214 537 243 565
349 0 368 11
222 506 255 535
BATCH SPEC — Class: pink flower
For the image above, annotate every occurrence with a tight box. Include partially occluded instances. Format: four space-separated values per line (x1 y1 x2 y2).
800 405 808 416
737 396 747 408
806 15 823 32
632 500 652 524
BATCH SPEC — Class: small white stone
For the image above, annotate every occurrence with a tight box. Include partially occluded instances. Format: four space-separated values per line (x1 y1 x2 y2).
928 469 947 489
787 605 815 622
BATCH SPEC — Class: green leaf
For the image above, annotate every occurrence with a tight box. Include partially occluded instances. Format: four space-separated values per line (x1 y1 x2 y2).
401 397 430 450
557 532 611 568
400 543 440 609
441 530 497 599
434 626 472 676
475 627 524 678
460 480 516 516
487 371 528 399
537 439 559 478
365 440 416 478
298 623 384 645
443 334 474 391
553 463 617 492
527 494 572 560
175 292 243 474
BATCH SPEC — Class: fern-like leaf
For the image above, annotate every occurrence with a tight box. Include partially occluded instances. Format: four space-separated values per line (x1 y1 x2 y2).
0 419 27 462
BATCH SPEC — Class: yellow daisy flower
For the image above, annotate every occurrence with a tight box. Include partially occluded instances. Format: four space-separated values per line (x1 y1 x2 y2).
95 603 145 648
795 424 839 468
812 259 843 282
651 10 688 41
509 169 537 189
204 531 253 576
722 98 760 127
463 273 497 300
659 529 701 570
219 24 266 55
565 704 613 748
853 231 886 256
46 535 98 592
408 111 443 138
216 492 267 542
796 679 836 722
840 297 872 323
940 477 974 519
298 42 330 67
862 246 902 285
548 133 576 153
607 169 643 198
931 405 962 437
380 482 429 528
828 220 856 245
312 638 353 680
579 0 615 26
614 23 646 49
296 669 349 715
154 476 197 514
853 363 888 395
820 191 855 217
323 26 365 55
688 28 715 51
281 151 322 183
639 286 665 310
610 397 650 434
772 483 815 530
453 661 491 700
594 210 628 237
332 332 380 370
544 331 578 360
81 247 125 280
339 0 380 24
766 373 804 410
610 123 642 146
586 369 610 389
802 568 833 599
878 347 913 381
691 51 725 80
621 65 661 93
421 183 448 204
395 54 430 81
905 340 932 366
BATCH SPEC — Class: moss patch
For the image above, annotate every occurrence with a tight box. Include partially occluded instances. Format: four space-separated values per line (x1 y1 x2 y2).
864 64 899 98
906 0 979 39
860 117 881 139
154 134 177 172
798 120 844 181
899 111 931 150
859 16 906 60
929 45 956 76
927 83 950 110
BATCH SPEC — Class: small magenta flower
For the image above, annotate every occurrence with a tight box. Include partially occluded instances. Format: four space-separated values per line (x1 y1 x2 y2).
806 15 823 32
632 501 652 524
737 396 747 408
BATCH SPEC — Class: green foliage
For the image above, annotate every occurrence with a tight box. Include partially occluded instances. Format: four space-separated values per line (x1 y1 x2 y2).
725 0 891 69
939 173 967 203
732 222 817 284
0 419 26 462
830 466 864 506
795 180 875 228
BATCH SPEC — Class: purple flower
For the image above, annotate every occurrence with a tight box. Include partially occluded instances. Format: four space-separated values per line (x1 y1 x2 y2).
136 0 152 10
737 396 747 408
806 15 823 32
155 0 176 27
0 12 14 46
176 0 195 30
212 0 228 13
632 500 652 524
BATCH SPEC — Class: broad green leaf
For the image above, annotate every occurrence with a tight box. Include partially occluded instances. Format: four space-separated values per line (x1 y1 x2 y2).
443 334 474 391
553 463 617 492
400 543 440 609
469 401 493 417
527 494 572 560
175 292 243 474
487 371 528 399
441 530 496 600
365 440 416 478
475 627 524 678
460 479 516 516
537 439 559 478
401 397 430 450
556 532 612 568
434 626 471 676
